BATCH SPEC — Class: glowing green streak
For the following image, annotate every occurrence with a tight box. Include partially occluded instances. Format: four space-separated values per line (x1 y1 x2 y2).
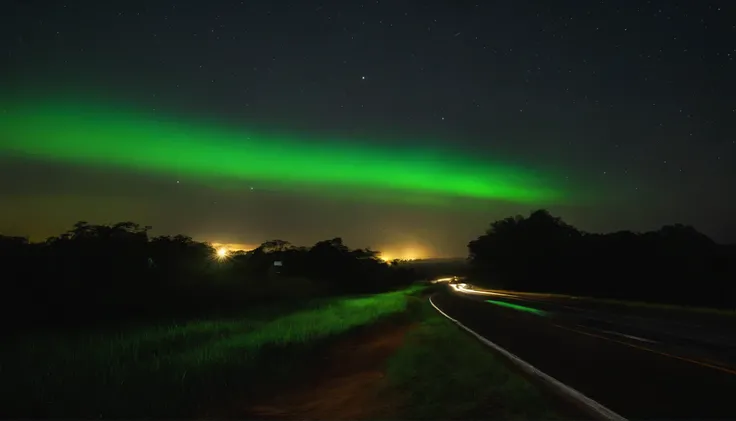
485 300 548 316
0 98 569 205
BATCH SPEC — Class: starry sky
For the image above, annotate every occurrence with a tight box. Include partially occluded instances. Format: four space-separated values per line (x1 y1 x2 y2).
1 0 734 258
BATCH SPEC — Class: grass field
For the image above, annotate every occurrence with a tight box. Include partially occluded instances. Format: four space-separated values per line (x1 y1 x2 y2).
385 298 567 420
0 285 424 418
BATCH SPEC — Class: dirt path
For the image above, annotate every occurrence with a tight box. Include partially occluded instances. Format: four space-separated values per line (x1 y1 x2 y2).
220 321 415 420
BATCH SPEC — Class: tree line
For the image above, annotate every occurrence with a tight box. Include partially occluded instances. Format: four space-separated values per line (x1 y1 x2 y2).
0 221 420 334
467 209 736 309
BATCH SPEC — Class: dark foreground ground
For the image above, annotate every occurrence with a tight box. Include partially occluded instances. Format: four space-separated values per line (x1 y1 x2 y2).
432 288 736 420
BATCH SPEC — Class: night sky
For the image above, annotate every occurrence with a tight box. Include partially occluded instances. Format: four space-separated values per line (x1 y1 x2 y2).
1 0 734 258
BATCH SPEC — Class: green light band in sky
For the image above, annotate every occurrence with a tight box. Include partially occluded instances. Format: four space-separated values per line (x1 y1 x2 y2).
0 98 570 205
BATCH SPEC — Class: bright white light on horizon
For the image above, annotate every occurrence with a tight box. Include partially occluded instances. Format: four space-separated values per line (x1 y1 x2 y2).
216 248 228 259
432 277 458 283
450 283 516 297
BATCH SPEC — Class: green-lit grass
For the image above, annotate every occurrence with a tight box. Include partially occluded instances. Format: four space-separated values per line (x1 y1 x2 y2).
385 300 566 420
0 285 425 418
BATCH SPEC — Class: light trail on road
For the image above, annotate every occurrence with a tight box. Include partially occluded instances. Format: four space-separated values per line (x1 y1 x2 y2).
485 299 549 316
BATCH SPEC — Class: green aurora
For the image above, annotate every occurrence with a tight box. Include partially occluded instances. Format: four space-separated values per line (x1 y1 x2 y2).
0 97 579 207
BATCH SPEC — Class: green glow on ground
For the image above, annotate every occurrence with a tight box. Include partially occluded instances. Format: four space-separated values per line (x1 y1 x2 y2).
485 300 548 316
0 286 422 418
0 97 573 206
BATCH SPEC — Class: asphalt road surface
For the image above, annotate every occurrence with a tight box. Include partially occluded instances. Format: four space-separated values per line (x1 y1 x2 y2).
432 287 736 420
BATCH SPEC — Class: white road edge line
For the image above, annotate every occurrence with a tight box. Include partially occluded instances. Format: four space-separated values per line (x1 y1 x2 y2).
429 296 628 421
600 329 659 344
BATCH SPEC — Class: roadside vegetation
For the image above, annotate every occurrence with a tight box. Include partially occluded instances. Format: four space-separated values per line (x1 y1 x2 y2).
0 221 422 336
1 282 575 420
385 298 567 420
1 220 473 419
0 286 424 418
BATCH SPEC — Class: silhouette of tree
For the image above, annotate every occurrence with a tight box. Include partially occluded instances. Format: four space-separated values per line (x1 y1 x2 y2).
260 239 293 253
468 209 736 308
0 219 419 334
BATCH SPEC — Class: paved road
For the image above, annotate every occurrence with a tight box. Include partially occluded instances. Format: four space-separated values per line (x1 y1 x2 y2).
432 288 736 420
450 283 736 368
467 286 736 330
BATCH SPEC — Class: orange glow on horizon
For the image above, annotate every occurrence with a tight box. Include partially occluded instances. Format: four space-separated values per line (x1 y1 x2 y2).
210 242 257 252
379 245 429 261
208 241 436 261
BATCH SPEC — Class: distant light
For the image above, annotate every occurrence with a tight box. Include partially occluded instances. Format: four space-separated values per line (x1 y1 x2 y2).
379 247 427 262
216 248 228 259
211 242 257 253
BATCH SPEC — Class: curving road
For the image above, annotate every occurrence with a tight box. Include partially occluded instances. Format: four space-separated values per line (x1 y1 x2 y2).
431 283 736 420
